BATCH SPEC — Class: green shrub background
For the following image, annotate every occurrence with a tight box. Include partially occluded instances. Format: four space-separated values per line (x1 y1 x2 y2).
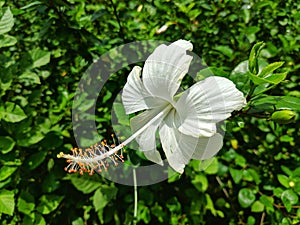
0 0 299 224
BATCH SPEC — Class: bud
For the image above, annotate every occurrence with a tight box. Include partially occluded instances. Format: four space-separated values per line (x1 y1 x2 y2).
271 110 296 124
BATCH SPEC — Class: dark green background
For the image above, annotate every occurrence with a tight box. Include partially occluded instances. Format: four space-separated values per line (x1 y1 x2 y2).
0 0 299 224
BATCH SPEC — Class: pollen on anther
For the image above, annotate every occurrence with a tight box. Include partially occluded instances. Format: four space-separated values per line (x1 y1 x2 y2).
60 135 125 176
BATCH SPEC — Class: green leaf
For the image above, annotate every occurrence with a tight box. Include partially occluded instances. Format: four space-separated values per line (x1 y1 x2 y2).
191 174 208 192
251 200 265 212
276 96 300 111
0 166 18 181
19 71 41 86
203 157 219 174
0 136 15 154
2 102 27 122
248 71 287 85
0 7 14 35
281 189 299 212
17 191 35 215
29 49 51 68
258 61 285 78
249 42 265 75
93 186 118 212
277 174 290 188
238 188 256 208
205 193 224 217
113 102 130 126
247 216 256 225
0 34 17 48
214 45 233 58
72 217 84 225
36 195 63 214
0 189 15 215
70 176 102 194
229 167 243 184
230 60 251 95
24 151 47 170
259 195 274 213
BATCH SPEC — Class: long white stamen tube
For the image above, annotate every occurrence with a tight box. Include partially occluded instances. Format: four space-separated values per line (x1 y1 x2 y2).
58 104 172 170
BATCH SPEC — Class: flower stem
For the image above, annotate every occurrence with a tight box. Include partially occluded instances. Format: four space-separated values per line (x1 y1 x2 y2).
133 168 138 225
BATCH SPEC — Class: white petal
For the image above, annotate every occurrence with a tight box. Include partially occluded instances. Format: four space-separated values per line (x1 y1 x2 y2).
175 76 246 137
159 109 197 173
122 66 166 114
159 112 224 173
130 107 169 165
142 42 193 101
191 133 224 160
172 39 193 51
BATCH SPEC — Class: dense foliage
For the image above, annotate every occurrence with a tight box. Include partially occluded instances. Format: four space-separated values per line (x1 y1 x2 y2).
0 0 299 224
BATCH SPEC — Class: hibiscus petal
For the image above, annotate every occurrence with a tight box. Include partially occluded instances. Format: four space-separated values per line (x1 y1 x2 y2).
173 39 193 51
159 112 224 173
159 109 198 173
142 41 193 101
122 66 167 114
191 133 224 160
130 107 169 165
175 76 246 137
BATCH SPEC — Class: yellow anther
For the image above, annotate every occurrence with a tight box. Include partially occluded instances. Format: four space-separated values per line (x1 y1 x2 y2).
57 152 64 158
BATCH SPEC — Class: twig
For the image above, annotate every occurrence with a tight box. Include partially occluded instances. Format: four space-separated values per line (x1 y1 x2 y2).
109 0 126 41
260 212 265 225
133 168 138 225
216 176 229 199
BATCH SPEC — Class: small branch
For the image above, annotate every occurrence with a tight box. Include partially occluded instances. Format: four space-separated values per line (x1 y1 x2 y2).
274 204 300 209
260 212 265 225
216 176 229 199
133 168 138 225
109 0 126 41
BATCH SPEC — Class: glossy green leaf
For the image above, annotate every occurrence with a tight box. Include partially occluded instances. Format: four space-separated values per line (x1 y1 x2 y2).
70 176 102 194
247 216 256 225
17 191 35 215
205 193 224 217
281 189 299 212
191 174 208 192
0 136 15 154
259 195 274 213
203 157 219 174
113 102 130 126
2 102 27 122
72 217 85 225
214 45 233 58
277 174 290 188
0 34 17 48
0 189 15 215
29 49 51 68
276 96 300 111
24 151 47 170
251 200 264 212
238 188 256 208
0 7 14 35
229 168 243 184
258 61 285 78
36 195 63 214
93 185 118 212
0 166 17 181
19 71 41 85
249 41 265 75
230 60 251 95
248 71 287 85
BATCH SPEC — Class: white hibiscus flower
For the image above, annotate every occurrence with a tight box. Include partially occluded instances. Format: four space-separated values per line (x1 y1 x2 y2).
121 40 246 173
58 40 246 175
